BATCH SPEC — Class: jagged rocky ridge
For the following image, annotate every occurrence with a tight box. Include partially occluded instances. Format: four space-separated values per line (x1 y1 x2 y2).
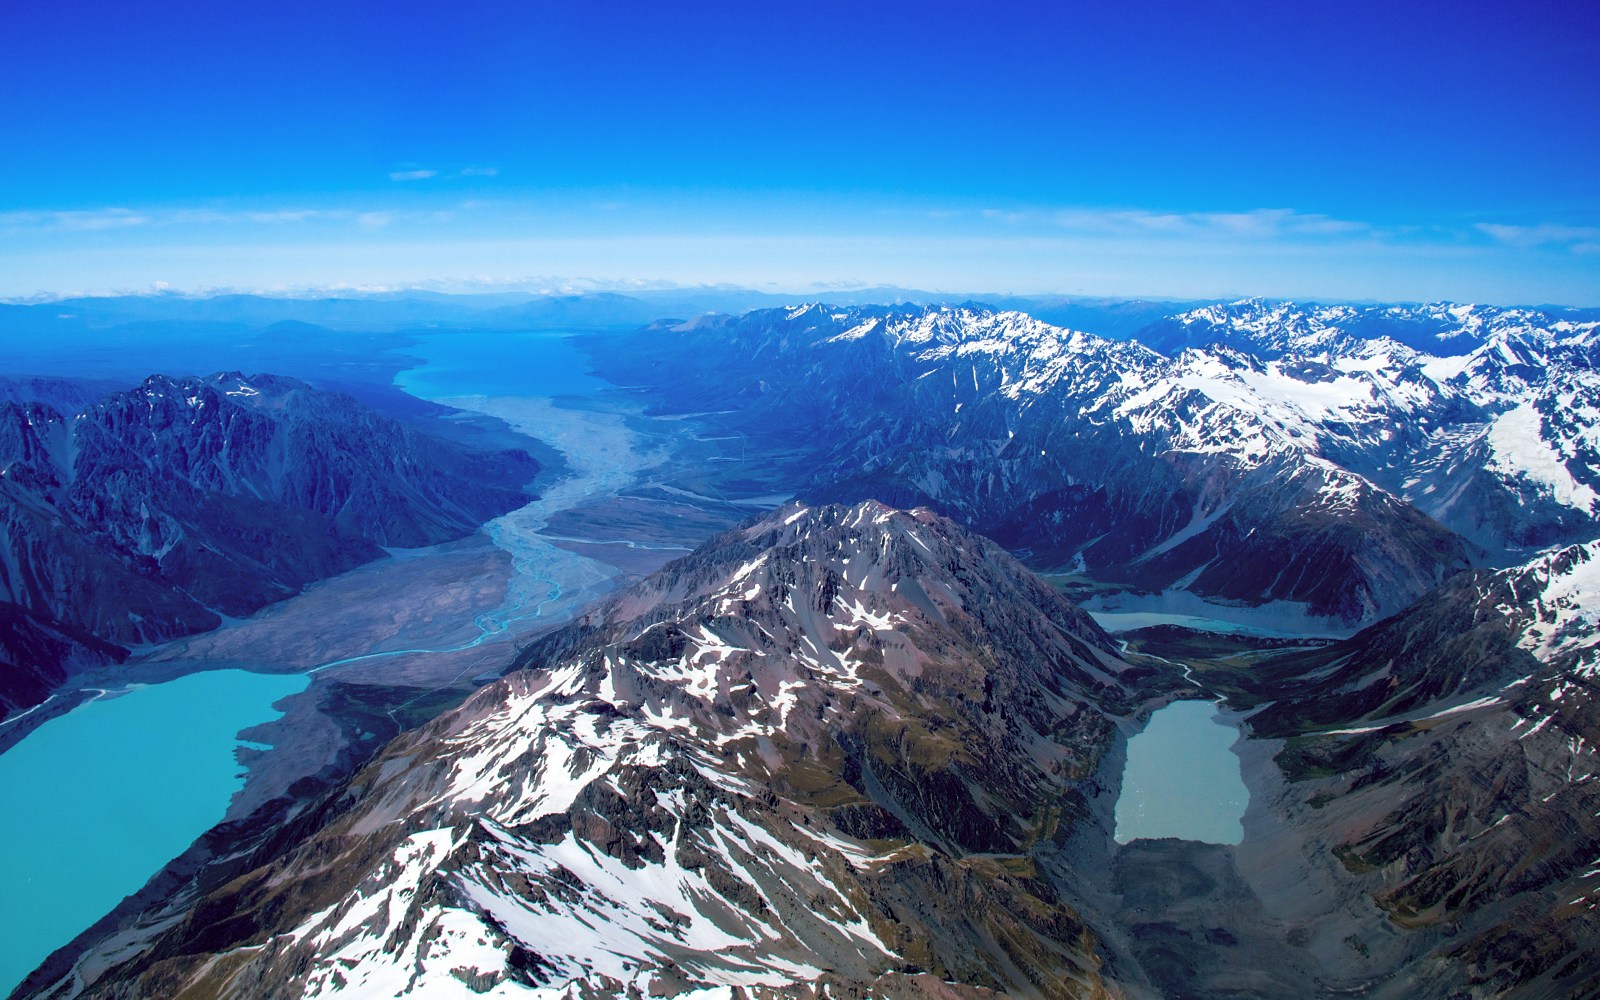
1209 540 1600 998
44 501 1147 999
0 372 537 718
1134 297 1600 361
1134 299 1600 556
586 304 1476 624
587 300 1600 623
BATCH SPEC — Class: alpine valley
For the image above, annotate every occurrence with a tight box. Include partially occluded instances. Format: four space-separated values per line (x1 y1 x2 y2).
0 371 538 720
3 292 1599 1000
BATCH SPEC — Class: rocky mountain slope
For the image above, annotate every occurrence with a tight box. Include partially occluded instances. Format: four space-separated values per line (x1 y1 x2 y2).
0 372 538 718
587 305 1473 625
1207 541 1600 998
1132 299 1600 554
586 300 1600 624
0 603 127 719
40 501 1149 999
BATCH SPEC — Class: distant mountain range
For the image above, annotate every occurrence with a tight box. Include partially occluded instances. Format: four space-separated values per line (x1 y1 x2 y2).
0 372 537 719
584 299 1600 625
9 292 1600 999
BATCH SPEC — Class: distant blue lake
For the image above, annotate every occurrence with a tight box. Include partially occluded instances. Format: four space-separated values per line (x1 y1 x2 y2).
0 670 307 995
1115 699 1248 845
395 330 609 400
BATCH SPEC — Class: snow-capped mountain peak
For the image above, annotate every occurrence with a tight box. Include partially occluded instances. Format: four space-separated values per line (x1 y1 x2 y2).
81 502 1131 998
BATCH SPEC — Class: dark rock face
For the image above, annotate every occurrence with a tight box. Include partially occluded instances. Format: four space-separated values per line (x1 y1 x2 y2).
583 305 1472 624
0 602 127 718
50 502 1142 999
0 372 537 718
1213 541 1600 999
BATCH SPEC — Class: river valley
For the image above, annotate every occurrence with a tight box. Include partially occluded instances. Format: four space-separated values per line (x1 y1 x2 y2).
0 329 772 993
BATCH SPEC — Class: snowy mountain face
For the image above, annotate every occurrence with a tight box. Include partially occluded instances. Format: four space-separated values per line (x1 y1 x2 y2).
0 372 537 718
1135 298 1373 358
1498 540 1600 678
587 300 1600 621
1136 297 1600 362
1139 300 1600 554
588 304 1473 624
62 502 1140 999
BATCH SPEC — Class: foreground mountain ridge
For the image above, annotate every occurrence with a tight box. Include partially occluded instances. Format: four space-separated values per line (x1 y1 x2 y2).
43 499 1600 999
42 501 1144 999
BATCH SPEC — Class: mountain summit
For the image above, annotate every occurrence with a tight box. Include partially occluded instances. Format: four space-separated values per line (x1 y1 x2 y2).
55 501 1141 999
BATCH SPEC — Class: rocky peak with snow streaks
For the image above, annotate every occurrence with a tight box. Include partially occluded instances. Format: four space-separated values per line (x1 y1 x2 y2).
60 501 1137 999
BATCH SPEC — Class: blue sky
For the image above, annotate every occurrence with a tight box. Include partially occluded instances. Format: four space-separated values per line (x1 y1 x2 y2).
2 0 1597 302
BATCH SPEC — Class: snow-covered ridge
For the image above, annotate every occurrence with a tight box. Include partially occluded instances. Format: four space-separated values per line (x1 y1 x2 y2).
858 300 1600 550
809 304 1462 523
1146 301 1600 535
1504 541 1600 675
1154 297 1600 360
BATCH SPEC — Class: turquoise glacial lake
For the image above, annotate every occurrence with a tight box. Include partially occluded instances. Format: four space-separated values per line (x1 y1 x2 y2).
0 670 307 995
1115 699 1249 845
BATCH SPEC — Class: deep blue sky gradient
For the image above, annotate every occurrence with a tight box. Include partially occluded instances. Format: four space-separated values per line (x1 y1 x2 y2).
2 0 1597 300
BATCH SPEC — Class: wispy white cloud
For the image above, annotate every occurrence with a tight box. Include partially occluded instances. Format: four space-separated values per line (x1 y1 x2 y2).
1 195 1594 304
979 208 1025 224
1476 222 1600 249
0 205 461 235
244 209 322 224
169 208 327 225
1044 207 1370 240
0 208 152 231
389 166 498 182
2 207 337 231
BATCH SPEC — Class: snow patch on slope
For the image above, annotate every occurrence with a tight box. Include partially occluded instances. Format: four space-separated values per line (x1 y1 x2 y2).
1487 404 1600 512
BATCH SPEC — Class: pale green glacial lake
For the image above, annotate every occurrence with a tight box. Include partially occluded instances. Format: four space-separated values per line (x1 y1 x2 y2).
1115 699 1249 845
